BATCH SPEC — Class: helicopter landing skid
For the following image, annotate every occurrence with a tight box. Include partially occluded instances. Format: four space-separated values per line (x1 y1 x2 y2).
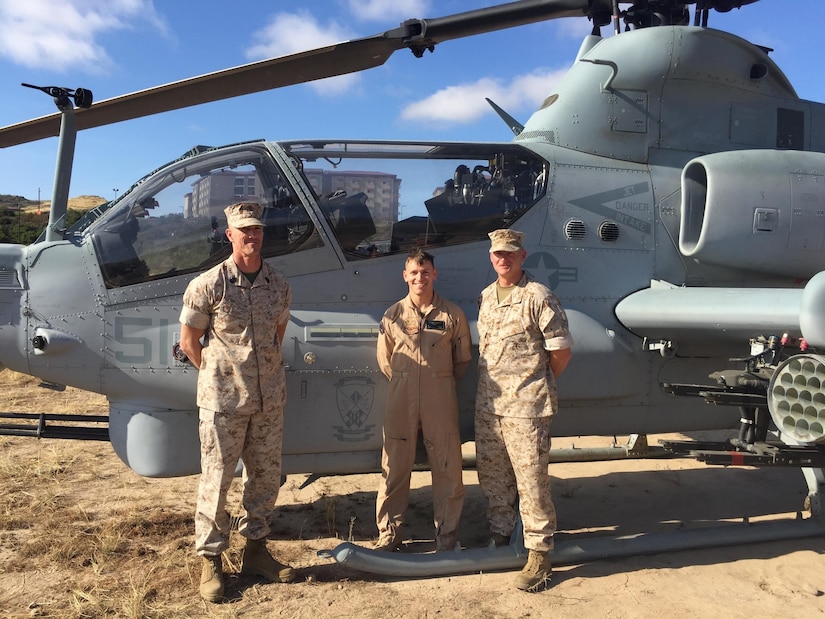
318 515 825 577
319 439 825 578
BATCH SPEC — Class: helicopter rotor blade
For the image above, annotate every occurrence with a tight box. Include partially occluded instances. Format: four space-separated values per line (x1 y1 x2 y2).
0 35 396 149
0 0 595 149
0 0 763 149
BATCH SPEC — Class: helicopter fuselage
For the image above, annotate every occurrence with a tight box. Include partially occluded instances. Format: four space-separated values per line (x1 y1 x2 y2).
1 26 824 477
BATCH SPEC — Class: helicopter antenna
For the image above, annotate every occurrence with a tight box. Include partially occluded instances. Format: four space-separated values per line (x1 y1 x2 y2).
485 98 524 136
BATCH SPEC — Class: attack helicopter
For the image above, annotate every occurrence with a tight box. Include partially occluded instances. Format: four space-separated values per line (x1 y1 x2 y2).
1 0 825 575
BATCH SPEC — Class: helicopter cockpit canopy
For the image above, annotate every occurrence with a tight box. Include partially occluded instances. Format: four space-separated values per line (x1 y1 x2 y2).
84 142 321 288
282 140 549 258
76 139 548 288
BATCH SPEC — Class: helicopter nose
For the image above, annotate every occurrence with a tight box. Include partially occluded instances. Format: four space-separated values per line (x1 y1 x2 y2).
0 243 26 373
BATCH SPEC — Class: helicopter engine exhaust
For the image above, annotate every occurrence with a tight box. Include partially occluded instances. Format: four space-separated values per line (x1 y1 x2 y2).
679 150 825 280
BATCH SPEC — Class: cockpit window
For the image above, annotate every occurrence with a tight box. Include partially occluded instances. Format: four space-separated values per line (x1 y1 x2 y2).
284 141 547 259
94 146 321 288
